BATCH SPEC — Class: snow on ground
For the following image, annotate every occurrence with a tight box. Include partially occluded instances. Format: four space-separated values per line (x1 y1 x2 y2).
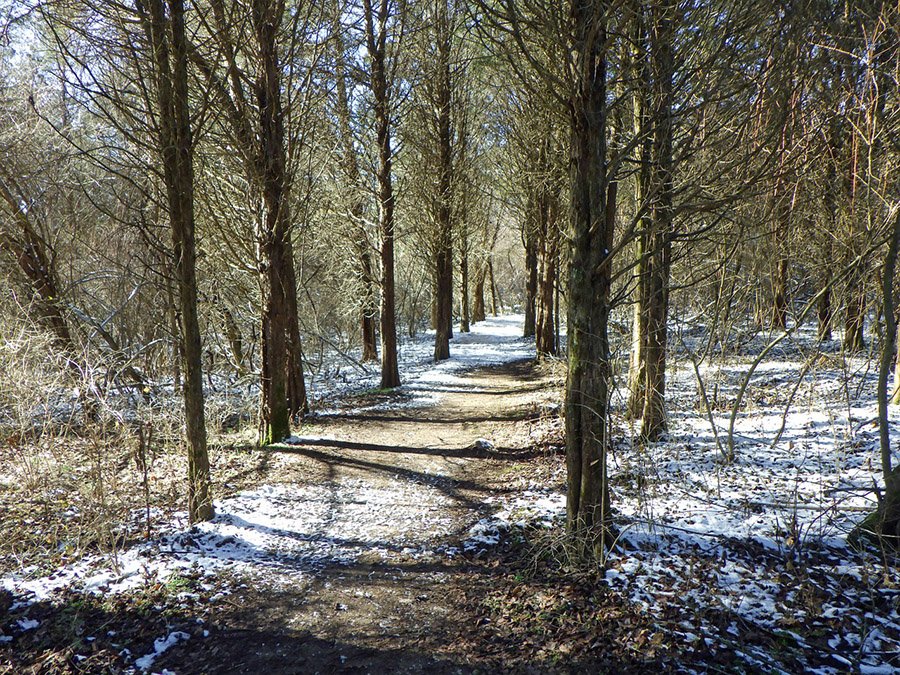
464 323 900 672
5 315 900 671
310 315 534 412
2 466 457 608
1 316 532 610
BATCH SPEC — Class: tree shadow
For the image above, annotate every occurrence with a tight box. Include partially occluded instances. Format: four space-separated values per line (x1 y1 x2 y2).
280 436 543 460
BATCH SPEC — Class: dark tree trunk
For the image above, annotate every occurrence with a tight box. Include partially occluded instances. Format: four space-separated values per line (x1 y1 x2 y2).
283 239 308 421
333 13 379 362
844 283 866 352
472 264 486 323
772 256 789 330
488 259 500 316
432 0 453 362
640 0 675 443
523 196 538 338
253 0 306 442
459 224 470 333
854 208 900 543
141 0 212 522
364 0 400 389
535 190 558 357
565 0 614 557
818 282 832 341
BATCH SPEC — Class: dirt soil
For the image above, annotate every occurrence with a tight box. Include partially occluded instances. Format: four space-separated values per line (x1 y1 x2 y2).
161 359 561 674
1 357 708 673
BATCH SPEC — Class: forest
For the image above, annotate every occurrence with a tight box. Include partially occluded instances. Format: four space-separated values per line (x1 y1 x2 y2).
0 0 898 672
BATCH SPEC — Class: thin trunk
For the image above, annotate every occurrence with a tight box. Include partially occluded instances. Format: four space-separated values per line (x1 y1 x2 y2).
472 263 486 323
333 10 378 362
219 305 246 375
488 258 500 316
640 0 675 443
365 0 400 389
433 0 453 361
523 196 538 337
625 5 650 420
844 282 866 352
284 239 308 420
536 190 557 357
142 0 212 522
166 263 182 388
855 207 900 542
818 285 832 341
772 257 789 330
459 224 470 332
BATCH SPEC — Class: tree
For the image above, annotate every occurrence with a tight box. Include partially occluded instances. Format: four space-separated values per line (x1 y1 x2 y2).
194 0 311 443
362 0 402 388
136 0 213 521
331 2 379 362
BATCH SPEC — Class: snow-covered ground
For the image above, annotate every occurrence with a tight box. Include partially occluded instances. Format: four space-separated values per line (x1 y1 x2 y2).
466 324 900 673
308 314 535 412
4 316 900 672
1 316 532 609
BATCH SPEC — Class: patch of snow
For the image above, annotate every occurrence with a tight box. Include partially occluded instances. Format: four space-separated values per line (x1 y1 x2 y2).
314 315 534 414
134 630 190 671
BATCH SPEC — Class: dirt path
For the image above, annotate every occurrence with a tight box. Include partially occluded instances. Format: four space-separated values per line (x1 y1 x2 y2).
156 358 559 674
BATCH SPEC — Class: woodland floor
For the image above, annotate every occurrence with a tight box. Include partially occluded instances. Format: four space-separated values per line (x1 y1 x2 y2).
1 356 628 674
2 318 900 673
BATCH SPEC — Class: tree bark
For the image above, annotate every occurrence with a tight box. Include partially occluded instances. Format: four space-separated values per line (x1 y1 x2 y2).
523 195 538 338
252 0 306 442
364 0 400 389
333 11 379 362
817 285 832 341
625 6 650 420
459 222 471 332
638 0 676 443
141 0 212 522
844 282 866 352
565 0 614 557
432 0 454 362
535 189 558 357
472 263 486 323
488 258 500 316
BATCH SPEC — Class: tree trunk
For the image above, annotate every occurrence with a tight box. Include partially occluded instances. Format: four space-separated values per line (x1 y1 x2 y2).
472 264 486 323
844 282 866 352
535 190 558 357
625 6 650 420
333 11 379 362
640 0 675 443
626 259 647 419
488 258 500 316
432 0 454 362
459 223 471 333
523 196 538 338
219 305 246 375
253 0 306 442
283 239 309 421
565 0 613 557
818 281 832 341
364 0 400 389
854 208 900 543
772 256 789 330
142 0 212 522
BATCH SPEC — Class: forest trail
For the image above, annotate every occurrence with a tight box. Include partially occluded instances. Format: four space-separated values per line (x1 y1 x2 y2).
157 357 560 674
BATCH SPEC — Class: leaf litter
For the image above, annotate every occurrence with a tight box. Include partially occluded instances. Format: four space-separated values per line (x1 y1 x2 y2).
1 317 899 673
